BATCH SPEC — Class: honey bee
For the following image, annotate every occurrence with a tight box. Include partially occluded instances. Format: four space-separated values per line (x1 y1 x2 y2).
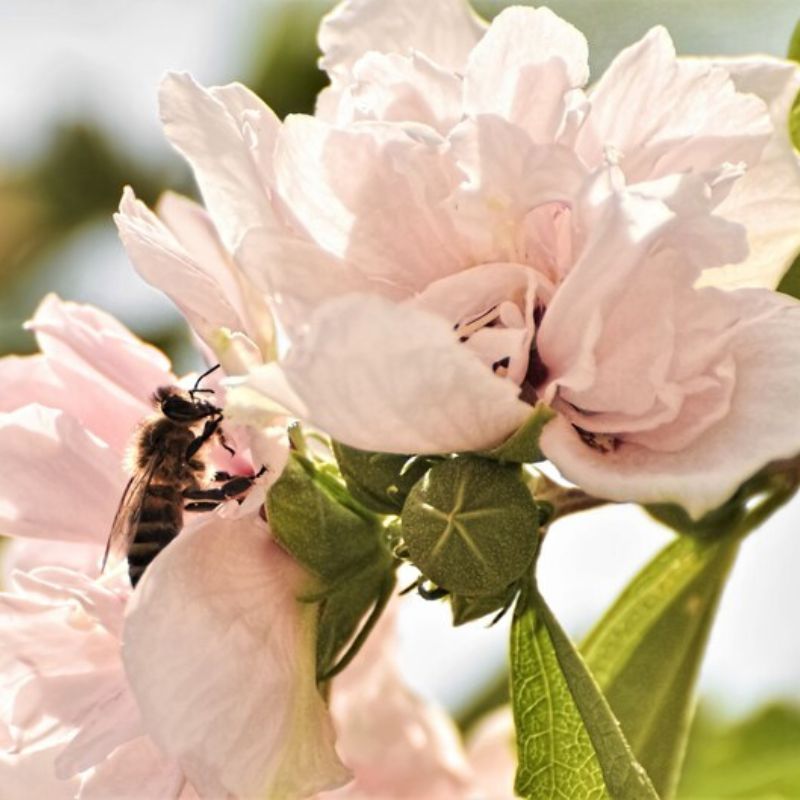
103 364 262 586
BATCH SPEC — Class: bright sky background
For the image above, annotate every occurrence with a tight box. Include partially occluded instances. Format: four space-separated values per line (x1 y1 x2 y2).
1 0 799 720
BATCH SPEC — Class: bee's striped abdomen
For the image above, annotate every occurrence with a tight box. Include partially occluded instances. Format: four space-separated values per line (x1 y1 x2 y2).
128 483 183 587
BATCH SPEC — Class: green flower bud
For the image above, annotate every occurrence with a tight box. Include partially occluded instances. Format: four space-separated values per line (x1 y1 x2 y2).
401 456 540 596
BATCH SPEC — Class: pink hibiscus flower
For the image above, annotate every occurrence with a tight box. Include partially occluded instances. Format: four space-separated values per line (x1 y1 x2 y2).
115 0 800 518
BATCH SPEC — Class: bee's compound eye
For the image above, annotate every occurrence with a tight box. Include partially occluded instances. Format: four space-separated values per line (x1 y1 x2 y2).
162 396 199 421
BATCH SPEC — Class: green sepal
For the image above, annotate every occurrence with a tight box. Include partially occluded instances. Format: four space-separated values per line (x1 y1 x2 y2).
481 402 555 464
450 583 519 626
401 456 540 596
332 441 433 515
267 453 396 680
581 535 740 799
315 561 395 680
267 453 383 582
511 579 659 800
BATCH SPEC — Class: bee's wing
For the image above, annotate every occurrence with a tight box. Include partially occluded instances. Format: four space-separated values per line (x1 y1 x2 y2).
101 453 162 573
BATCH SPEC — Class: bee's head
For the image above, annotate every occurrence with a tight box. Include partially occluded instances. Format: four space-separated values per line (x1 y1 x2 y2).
152 386 220 423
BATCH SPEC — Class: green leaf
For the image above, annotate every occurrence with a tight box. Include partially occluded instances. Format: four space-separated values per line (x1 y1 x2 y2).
581 535 740 799
481 402 555 464
511 581 659 799
778 251 800 299
267 453 383 582
332 441 432 515
401 456 539 596
788 19 800 62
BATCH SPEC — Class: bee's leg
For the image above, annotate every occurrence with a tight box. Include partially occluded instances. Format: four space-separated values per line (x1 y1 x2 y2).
217 428 235 457
184 470 263 503
185 416 222 461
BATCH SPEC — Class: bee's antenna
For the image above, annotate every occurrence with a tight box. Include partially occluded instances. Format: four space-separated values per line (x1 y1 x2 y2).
190 364 221 398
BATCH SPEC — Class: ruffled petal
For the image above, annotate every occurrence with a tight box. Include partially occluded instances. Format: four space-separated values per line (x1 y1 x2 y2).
27 294 171 400
538 173 747 398
447 115 587 270
274 116 465 292
344 51 462 133
0 405 124 544
2 539 103 584
226 294 531 454
318 0 484 79
579 27 772 182
463 7 589 139
122 515 350 799
235 227 386 340
159 73 279 250
701 58 800 289
0 352 142 456
410 262 546 385
542 290 800 518
19 294 173 452
0 747 79 800
0 567 133 773
77 736 184 800
115 188 246 344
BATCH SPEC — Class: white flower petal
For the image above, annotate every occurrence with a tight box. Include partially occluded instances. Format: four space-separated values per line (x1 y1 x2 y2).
465 707 515 800
464 6 589 137
235 226 386 340
542 290 800 518
123 515 349 799
274 116 464 292
700 57 800 289
0 405 124 544
26 293 172 410
447 116 587 269
579 27 772 182
0 747 79 800
55 688 143 778
322 604 473 800
116 188 245 344
159 73 278 250
319 0 484 79
77 737 184 800
347 50 463 133
228 294 531 454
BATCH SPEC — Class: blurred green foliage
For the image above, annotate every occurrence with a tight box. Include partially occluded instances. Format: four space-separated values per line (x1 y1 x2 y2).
678 704 800 799
0 3 330 362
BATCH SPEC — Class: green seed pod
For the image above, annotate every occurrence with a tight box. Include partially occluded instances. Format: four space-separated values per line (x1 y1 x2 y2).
401 456 540 596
